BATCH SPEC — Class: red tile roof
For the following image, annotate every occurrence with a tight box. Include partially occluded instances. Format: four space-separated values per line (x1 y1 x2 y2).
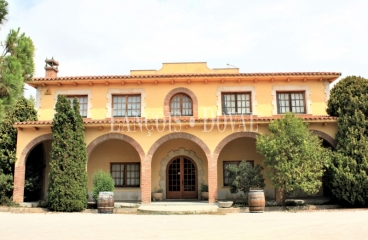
30 72 341 82
14 115 337 126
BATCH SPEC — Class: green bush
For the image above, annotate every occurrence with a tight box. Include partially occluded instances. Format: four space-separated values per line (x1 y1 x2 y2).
92 170 115 202
201 184 208 192
0 173 13 204
226 161 265 204
326 76 368 207
256 112 331 205
0 97 38 204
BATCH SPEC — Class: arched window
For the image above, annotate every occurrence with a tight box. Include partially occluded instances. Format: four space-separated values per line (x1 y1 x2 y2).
170 94 193 116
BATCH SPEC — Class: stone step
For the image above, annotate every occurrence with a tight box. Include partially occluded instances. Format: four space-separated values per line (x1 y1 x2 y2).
137 204 219 214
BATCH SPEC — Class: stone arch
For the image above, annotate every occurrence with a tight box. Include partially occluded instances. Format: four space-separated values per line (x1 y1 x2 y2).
146 132 211 161
213 132 260 161
212 132 262 201
310 130 336 149
13 133 53 203
163 87 198 117
159 148 204 200
142 132 212 204
86 133 145 162
18 133 52 167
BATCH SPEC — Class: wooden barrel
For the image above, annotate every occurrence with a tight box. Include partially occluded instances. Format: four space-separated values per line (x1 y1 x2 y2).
98 192 114 214
248 190 265 213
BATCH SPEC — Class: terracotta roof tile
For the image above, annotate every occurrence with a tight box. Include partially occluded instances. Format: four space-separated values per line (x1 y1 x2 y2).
14 115 337 126
30 72 341 82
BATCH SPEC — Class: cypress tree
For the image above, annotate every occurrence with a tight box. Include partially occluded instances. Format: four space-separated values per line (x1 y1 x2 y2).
326 76 368 206
47 95 87 211
71 98 88 208
0 97 37 204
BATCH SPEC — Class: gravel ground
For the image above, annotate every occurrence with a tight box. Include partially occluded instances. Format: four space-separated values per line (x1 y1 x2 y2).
1 209 368 240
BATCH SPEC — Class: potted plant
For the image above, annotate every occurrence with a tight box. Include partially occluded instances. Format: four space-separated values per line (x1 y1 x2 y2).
91 169 115 213
218 200 233 208
152 188 163 201
201 184 208 200
226 161 265 211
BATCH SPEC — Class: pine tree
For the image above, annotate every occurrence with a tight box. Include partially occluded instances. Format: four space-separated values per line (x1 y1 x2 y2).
0 0 35 120
326 76 368 206
0 97 37 204
47 95 87 211
256 113 331 205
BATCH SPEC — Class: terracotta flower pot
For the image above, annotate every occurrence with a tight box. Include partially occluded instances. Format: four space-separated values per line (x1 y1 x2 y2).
152 192 163 201
201 192 208 200
218 201 233 208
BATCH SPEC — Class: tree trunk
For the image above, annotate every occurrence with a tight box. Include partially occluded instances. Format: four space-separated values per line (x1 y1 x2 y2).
275 188 285 205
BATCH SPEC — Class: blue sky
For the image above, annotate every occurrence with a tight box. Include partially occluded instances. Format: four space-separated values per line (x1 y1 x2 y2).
3 0 368 97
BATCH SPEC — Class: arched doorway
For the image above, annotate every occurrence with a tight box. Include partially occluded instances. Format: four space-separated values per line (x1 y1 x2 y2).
166 156 197 199
13 134 53 203
310 130 336 149
24 142 46 201
310 130 336 197
147 132 212 203
24 139 52 202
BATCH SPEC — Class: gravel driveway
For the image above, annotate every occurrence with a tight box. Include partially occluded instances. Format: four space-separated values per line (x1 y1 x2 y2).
1 209 368 240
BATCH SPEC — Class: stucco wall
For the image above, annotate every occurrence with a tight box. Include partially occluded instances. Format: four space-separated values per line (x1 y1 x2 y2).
35 80 330 120
216 137 274 200
15 123 336 200
87 139 141 201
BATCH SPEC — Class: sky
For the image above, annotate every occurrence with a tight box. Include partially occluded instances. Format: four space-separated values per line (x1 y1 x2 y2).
3 0 368 97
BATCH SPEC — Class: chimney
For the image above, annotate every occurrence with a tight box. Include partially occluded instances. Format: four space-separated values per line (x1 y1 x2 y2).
44 57 59 78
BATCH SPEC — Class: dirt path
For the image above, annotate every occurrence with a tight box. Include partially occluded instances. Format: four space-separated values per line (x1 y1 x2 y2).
1 209 368 239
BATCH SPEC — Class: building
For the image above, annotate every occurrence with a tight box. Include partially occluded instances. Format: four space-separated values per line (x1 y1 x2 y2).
13 60 340 204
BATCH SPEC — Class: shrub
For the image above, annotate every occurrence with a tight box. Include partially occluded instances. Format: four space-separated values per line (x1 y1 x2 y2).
154 188 163 193
226 161 265 204
326 76 368 207
0 97 37 204
92 170 115 202
201 183 208 192
256 112 331 205
0 173 13 204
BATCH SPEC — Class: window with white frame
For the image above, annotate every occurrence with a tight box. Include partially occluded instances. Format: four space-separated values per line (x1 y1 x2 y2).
111 163 140 187
222 92 252 115
217 86 257 116
112 95 141 117
170 93 193 116
276 92 306 114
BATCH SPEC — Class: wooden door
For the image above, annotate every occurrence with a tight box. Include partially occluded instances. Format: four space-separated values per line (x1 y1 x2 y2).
166 156 197 199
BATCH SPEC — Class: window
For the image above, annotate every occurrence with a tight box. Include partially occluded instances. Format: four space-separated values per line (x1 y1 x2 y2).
170 94 193 116
113 95 141 117
66 95 88 118
277 92 305 114
111 163 140 187
223 160 254 186
222 93 251 115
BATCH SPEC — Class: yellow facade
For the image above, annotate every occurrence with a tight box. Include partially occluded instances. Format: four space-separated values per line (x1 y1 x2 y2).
34 77 330 120
13 61 340 203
